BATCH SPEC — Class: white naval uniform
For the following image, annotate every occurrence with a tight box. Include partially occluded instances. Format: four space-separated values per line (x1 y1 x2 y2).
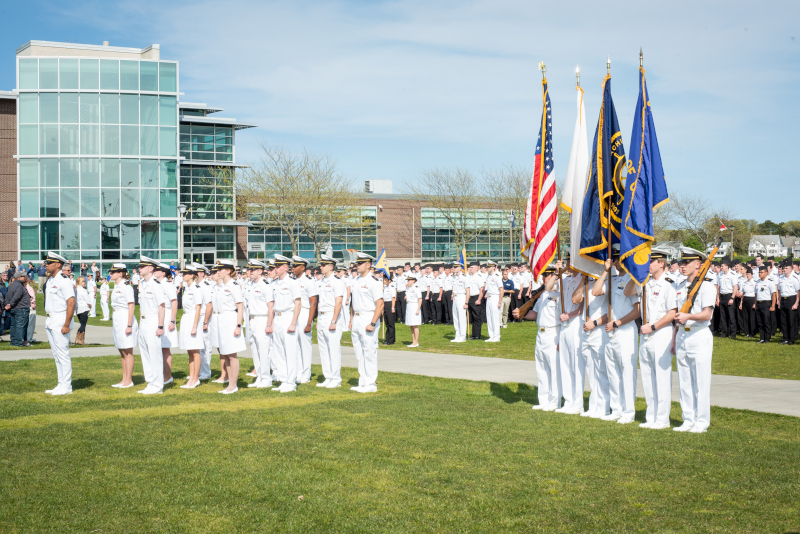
87 278 97 317
45 271 75 391
674 276 716 431
558 273 584 412
405 285 423 326
637 273 677 426
601 272 639 420
138 277 166 391
451 274 468 341
533 288 561 410
198 280 215 379
581 279 609 416
99 281 110 320
210 280 246 355
341 276 352 332
485 271 503 342
247 278 274 385
295 274 319 383
179 283 205 351
317 274 345 386
350 274 383 389
110 281 138 349
160 278 179 348
271 275 301 389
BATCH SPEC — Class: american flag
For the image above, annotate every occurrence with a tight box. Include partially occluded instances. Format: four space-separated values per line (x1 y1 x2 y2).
521 79 558 278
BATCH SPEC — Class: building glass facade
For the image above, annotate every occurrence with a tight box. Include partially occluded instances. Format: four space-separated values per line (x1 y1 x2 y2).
421 208 516 262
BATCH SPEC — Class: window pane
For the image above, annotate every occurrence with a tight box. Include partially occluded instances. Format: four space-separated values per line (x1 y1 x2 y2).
60 188 79 218
59 93 79 123
141 159 158 187
19 58 38 90
121 221 140 250
19 125 38 155
141 222 159 248
60 221 81 250
100 59 119 90
141 188 159 217
19 93 38 123
120 159 139 187
140 61 158 91
20 189 38 218
81 158 100 186
41 221 59 250
160 189 177 217
160 160 177 187
81 188 100 218
59 59 79 89
190 126 214 142
20 159 38 187
140 126 158 156
41 159 59 187
120 60 138 90
159 96 177 126
79 59 99 89
100 93 119 124
120 125 139 155
80 125 99 155
140 95 157 125
40 59 59 89
40 93 58 123
101 159 120 186
101 125 119 154
102 222 120 249
20 222 39 250
80 93 99 123
161 221 178 249
40 124 59 155
159 62 177 92
121 189 140 218
60 159 79 186
82 220 100 250
120 94 138 124
102 189 120 217
160 127 177 156
59 124 79 154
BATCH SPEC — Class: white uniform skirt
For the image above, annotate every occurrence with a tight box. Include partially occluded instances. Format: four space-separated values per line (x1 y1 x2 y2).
161 315 180 348
405 298 422 326
212 310 246 354
112 309 139 349
179 311 205 351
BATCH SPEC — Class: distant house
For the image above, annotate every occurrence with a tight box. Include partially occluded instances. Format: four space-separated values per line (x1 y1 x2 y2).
705 241 731 258
781 236 800 257
658 241 683 261
748 235 789 257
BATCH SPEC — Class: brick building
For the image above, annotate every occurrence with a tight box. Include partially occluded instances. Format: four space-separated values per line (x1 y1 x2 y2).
0 93 16 262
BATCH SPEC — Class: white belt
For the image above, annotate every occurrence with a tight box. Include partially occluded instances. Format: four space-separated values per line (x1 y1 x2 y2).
680 324 708 333
538 325 559 332
274 311 292 317
249 314 268 319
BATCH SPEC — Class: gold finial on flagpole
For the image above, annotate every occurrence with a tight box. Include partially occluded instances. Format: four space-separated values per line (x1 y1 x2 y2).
576 65 580 87
607 56 611 75
538 61 546 79
639 47 643 68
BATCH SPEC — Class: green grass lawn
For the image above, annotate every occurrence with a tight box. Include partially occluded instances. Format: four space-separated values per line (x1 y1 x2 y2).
0 340 112 351
0 356 798 533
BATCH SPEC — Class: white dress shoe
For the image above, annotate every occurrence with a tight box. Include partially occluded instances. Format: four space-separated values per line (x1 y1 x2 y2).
588 411 606 419
211 378 228 384
639 422 653 429
580 410 595 417
247 381 261 388
531 405 545 410
673 423 694 432
164 377 173 385
140 387 162 395
408 344 419 348
541 406 557 412
688 426 707 433
357 385 377 393
117 382 134 389
45 386 58 394
278 384 297 392
219 387 239 394
296 379 311 384
246 371 257 377
316 380 330 388
50 387 73 396
554 407 569 413
350 386 361 391
601 413 621 421
256 380 272 389
616 416 635 425
325 382 341 388
111 383 123 388
649 423 671 430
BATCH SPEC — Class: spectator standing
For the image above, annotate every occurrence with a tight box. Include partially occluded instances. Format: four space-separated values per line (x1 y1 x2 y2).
501 268 514 328
75 276 92 345
90 262 99 279
80 263 88 278
36 262 47 291
4 272 31 346
131 270 140 305
0 272 8 336
26 276 37 344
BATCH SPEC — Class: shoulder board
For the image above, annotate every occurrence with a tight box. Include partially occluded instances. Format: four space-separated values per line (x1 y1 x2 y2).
705 276 715 282
664 276 674 283
60 273 67 278
372 275 379 281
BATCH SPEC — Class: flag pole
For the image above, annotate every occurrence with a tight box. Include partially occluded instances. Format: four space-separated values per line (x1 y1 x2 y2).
606 56 613 326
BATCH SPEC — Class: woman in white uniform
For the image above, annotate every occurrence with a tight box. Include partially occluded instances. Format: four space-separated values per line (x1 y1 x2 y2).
211 260 246 393
99 276 110 321
155 263 179 386
405 273 423 347
179 266 205 388
109 263 138 388
204 265 227 384
87 273 98 317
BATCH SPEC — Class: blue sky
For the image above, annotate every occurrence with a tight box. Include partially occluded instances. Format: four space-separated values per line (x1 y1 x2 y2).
2 0 799 221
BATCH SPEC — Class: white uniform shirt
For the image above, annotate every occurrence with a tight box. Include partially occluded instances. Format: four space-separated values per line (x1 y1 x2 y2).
585 279 608 322
110 280 135 312
405 285 423 304
138 277 166 318
199 280 214 318
350 275 383 313
318 274 345 313
272 276 301 313
429 274 442 294
160 278 178 315
395 273 406 292
466 273 485 297
99 282 110 303
521 271 532 289
247 278 274 315
740 278 757 297
452 274 467 295
485 271 503 296
777 275 800 298
213 280 243 312
675 277 716 328
382 282 397 304
533 289 560 328
561 274 583 315
296 274 319 309
638 272 677 324
717 270 737 294
131 273 140 286
598 273 637 322
443 273 453 291
87 278 97 298
756 278 776 301
182 283 204 312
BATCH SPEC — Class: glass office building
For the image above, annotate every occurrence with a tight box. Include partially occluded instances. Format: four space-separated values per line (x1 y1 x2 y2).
420 207 517 262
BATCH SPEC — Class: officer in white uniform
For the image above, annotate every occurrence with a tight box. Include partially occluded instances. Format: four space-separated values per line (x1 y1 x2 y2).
43 252 76 395
450 262 468 342
137 256 166 395
178 265 205 389
574 274 609 418
193 263 214 380
245 260 274 388
636 248 677 430
292 256 318 384
316 254 346 388
338 265 352 332
108 263 138 388
484 261 504 342
515 263 561 410
99 277 110 321
673 247 716 433
349 252 384 393
155 263 179 386
268 255 302 392
211 259 247 394
557 255 585 414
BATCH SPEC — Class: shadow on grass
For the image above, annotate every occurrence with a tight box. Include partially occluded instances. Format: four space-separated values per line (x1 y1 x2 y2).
72 378 94 390
489 382 536 405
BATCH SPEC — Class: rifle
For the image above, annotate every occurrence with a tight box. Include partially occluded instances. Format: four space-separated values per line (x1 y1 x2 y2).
679 236 723 314
515 284 547 318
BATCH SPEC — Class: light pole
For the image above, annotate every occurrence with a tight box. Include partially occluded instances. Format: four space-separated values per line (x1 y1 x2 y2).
729 225 735 260
178 203 187 268
507 211 515 263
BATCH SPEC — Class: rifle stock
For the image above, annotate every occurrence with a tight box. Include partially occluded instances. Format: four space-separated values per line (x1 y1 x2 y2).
515 284 547 318
680 236 723 314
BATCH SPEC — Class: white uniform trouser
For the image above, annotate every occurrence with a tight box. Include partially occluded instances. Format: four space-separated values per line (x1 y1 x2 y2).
604 324 638 419
534 326 560 409
558 317 582 411
581 327 609 415
297 307 313 382
45 314 71 389
138 318 164 390
486 294 501 341
249 316 272 383
198 313 213 379
675 327 712 431
101 299 110 320
89 294 97 317
317 311 343 385
639 329 673 426
452 294 467 341
351 313 380 387
272 313 298 388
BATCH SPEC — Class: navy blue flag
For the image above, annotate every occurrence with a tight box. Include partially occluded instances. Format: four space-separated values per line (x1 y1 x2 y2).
579 76 627 267
619 67 669 285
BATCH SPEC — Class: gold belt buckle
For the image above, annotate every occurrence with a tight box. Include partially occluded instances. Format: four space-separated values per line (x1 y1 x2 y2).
355 312 361 316
250 315 254 320
684 326 691 332
276 312 282 316
540 327 545 332
319 311 326 315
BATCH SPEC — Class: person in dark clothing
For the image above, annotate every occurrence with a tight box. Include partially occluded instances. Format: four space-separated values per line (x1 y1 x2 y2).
0 272 8 336
5 272 31 346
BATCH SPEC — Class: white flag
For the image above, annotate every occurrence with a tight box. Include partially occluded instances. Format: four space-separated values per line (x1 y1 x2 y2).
560 86 601 277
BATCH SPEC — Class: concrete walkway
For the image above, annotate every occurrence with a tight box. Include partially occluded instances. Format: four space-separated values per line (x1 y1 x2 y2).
4 321 799 418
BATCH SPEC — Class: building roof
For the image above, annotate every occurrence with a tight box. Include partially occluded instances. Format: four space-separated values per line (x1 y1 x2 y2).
749 235 786 245
179 115 257 130
179 102 224 114
16 40 161 60
0 90 17 100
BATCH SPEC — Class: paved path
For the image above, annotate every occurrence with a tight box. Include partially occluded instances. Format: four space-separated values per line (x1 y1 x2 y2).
4 321 799 418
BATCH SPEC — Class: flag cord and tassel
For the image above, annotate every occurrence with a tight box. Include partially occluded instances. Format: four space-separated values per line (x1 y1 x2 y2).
585 276 590 322
607 203 613 326
557 235 565 315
